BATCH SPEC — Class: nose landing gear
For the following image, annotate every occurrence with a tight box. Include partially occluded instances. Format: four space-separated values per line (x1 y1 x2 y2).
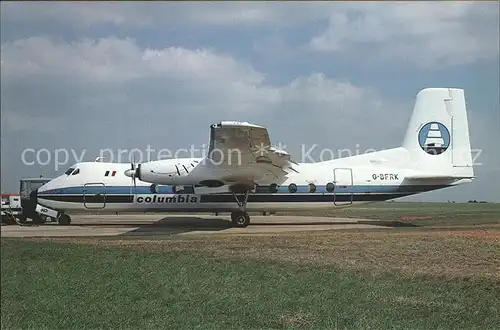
230 191 250 227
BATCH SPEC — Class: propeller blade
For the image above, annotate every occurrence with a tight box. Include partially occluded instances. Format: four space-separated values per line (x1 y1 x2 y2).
133 161 137 196
135 164 141 181
127 158 138 197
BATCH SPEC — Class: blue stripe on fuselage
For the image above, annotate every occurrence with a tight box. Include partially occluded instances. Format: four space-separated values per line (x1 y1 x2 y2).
39 184 449 196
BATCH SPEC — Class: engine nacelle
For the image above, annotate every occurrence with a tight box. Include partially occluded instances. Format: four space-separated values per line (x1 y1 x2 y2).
128 158 256 194
133 158 201 185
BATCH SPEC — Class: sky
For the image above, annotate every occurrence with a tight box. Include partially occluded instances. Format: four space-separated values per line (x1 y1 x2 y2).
1 1 499 202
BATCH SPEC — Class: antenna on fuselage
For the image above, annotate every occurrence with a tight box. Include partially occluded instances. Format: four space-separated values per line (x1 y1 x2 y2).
94 156 105 162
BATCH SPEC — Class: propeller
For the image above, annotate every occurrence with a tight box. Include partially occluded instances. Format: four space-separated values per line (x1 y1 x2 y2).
125 157 141 196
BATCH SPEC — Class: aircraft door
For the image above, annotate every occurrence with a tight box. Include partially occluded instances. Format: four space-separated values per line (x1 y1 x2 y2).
333 168 353 205
83 183 106 209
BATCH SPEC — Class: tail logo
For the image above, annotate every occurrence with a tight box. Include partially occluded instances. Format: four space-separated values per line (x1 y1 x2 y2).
418 122 450 155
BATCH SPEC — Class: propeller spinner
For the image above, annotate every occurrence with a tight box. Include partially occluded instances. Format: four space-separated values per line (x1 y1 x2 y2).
125 161 141 196
125 162 141 180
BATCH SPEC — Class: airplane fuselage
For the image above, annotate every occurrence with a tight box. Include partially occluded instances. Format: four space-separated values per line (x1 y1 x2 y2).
36 150 462 215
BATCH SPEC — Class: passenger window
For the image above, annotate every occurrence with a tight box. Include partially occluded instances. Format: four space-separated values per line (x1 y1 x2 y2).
72 168 80 175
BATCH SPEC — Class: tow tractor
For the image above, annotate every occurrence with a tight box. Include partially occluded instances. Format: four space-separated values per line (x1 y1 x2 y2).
1 193 22 225
0 177 58 225
0 177 72 226
18 177 60 224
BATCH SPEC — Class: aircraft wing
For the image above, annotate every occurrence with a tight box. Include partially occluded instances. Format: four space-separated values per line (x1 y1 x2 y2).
202 121 298 186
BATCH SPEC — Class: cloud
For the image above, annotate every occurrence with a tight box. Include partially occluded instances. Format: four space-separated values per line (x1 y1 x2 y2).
1 36 265 84
0 2 154 28
309 2 499 68
3 2 496 69
0 36 280 127
1 36 383 118
1 36 397 160
0 2 332 29
1 35 406 191
0 109 64 133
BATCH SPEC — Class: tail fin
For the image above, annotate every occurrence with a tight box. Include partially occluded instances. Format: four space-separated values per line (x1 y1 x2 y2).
402 88 474 179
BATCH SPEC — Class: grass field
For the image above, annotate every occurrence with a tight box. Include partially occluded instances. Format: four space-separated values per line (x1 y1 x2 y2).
2 202 500 329
280 201 500 227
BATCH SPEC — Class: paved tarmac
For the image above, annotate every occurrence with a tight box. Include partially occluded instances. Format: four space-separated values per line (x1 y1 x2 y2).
1 214 395 238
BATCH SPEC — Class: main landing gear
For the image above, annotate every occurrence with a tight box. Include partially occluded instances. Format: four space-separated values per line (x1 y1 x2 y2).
230 191 250 227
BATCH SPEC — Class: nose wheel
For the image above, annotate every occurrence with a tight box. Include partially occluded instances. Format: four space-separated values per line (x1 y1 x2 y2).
231 191 250 227
231 211 250 227
58 214 71 225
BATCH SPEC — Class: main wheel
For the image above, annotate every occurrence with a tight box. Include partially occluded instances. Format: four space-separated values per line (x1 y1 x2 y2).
58 214 71 225
231 211 250 228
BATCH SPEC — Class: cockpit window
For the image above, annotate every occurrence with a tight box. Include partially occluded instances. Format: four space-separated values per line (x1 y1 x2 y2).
65 167 75 175
71 168 80 175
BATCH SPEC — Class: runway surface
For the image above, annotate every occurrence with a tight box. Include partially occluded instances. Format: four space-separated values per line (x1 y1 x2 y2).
1 214 398 238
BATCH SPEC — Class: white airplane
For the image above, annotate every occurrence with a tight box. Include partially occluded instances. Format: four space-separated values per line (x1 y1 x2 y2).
35 88 475 227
